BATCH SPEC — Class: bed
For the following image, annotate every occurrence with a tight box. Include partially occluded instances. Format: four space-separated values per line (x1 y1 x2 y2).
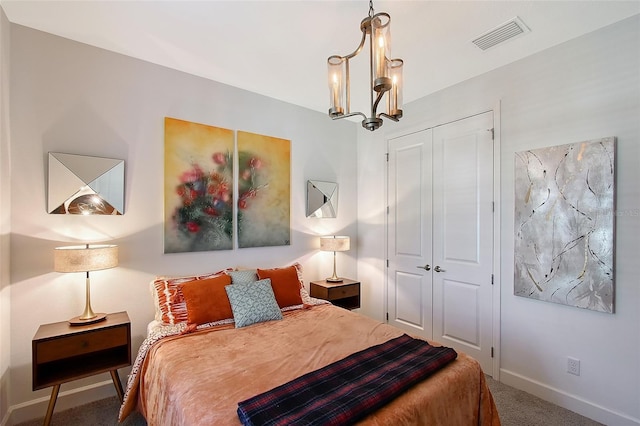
119 265 500 425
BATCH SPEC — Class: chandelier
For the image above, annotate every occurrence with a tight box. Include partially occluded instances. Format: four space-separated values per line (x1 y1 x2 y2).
327 0 403 131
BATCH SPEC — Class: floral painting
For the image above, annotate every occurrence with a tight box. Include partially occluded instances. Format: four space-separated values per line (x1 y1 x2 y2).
237 131 291 248
164 117 234 253
514 137 615 313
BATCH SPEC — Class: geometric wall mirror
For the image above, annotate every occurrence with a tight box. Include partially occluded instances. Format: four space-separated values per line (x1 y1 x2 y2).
48 152 125 215
306 180 338 218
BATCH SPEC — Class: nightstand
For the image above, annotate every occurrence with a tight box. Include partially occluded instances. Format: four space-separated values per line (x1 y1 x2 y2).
310 279 360 310
32 311 131 426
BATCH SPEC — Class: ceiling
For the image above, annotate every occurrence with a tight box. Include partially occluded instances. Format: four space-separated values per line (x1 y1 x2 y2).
2 1 639 117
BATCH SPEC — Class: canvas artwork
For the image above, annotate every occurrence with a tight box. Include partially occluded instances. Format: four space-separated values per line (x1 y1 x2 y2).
237 131 291 248
514 137 615 313
164 117 234 253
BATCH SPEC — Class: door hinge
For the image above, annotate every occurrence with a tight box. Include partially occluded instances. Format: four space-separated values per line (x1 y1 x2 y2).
387 205 389 215
491 347 494 358
386 312 389 321
491 274 494 285
386 152 389 162
489 128 494 140
492 201 495 212
386 259 389 268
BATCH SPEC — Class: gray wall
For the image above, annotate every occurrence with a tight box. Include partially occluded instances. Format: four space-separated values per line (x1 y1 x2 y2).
0 7 11 425
6 24 358 422
358 14 640 425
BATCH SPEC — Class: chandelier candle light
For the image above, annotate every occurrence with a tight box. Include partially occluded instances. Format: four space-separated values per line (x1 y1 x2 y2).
54 244 118 325
328 0 403 131
320 236 351 282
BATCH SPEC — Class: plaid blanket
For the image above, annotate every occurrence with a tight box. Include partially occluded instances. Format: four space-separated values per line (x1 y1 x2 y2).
237 334 457 426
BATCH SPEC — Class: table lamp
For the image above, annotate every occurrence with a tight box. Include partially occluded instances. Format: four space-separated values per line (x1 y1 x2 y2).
54 244 118 325
320 236 350 282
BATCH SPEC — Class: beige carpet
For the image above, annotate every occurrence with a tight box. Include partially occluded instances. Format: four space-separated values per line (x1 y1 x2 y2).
485 376 602 426
16 376 602 426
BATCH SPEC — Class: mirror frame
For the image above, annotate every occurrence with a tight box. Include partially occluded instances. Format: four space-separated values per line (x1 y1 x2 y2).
306 180 338 218
48 152 125 215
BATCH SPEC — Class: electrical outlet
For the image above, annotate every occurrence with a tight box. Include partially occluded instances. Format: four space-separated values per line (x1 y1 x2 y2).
567 357 580 376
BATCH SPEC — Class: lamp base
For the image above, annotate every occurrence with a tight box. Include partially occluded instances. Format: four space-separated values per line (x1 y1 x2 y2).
69 313 107 326
326 277 344 283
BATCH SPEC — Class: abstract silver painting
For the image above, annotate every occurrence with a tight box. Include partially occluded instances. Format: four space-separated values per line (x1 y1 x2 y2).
514 137 615 313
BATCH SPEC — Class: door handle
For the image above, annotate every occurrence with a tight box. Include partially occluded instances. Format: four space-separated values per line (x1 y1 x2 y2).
434 265 446 273
417 264 431 271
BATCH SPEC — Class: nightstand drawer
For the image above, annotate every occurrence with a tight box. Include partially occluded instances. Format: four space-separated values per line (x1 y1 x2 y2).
310 279 361 310
36 326 128 364
327 284 359 299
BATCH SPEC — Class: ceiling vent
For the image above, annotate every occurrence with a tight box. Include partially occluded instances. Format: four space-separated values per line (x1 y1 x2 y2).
472 16 530 51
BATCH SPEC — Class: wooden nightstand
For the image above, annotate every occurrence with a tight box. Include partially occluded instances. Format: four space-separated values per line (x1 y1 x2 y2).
32 311 131 426
310 279 361 310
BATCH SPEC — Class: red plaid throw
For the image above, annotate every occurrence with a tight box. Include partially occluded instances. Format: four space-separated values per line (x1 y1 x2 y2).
237 334 457 426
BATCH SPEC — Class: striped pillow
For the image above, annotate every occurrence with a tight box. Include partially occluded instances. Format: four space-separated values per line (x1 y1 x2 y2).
291 262 312 305
152 268 231 324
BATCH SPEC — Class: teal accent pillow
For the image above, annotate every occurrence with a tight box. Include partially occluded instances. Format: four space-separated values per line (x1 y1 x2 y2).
228 269 258 284
225 279 283 328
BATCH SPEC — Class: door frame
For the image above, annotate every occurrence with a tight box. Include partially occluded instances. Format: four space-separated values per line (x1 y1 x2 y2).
384 102 502 379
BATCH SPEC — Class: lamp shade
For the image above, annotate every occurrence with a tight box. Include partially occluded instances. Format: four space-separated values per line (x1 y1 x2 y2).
54 244 118 273
320 236 350 252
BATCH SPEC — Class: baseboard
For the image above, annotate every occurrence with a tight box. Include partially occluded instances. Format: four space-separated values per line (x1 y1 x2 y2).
5 380 115 426
500 368 640 426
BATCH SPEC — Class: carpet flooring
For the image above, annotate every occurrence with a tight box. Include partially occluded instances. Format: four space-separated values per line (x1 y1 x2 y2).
16 376 603 426
485 376 602 426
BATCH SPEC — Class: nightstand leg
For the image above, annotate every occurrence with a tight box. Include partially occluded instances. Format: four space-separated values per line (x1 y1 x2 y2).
43 384 60 426
110 370 124 402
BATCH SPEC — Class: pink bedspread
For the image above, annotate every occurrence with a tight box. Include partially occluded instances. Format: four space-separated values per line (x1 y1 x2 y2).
120 304 500 425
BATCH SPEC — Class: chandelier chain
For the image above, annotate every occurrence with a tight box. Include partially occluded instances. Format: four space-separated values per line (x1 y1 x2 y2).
368 0 374 18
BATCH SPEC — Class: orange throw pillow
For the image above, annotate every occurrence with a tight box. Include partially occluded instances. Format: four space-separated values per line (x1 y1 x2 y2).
256 266 303 308
179 274 233 326
153 268 231 324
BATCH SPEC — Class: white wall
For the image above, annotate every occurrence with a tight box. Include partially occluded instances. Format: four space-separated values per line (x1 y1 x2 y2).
358 15 640 425
0 7 11 426
6 10 639 426
7 24 358 423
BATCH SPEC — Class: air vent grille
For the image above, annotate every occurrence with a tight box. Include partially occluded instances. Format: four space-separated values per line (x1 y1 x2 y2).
472 16 530 51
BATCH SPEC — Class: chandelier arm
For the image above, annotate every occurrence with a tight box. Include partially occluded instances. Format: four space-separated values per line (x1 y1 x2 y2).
331 112 368 121
378 112 400 122
343 29 368 60
345 58 351 114
371 90 385 117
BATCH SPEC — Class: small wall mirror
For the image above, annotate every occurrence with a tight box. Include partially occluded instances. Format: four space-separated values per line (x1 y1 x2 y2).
48 152 125 215
306 180 338 218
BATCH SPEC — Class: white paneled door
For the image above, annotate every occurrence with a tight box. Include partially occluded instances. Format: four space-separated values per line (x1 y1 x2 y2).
387 111 494 374
387 129 434 340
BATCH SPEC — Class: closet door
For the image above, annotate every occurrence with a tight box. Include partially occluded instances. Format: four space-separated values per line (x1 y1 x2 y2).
386 111 495 374
432 111 494 374
387 129 433 340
